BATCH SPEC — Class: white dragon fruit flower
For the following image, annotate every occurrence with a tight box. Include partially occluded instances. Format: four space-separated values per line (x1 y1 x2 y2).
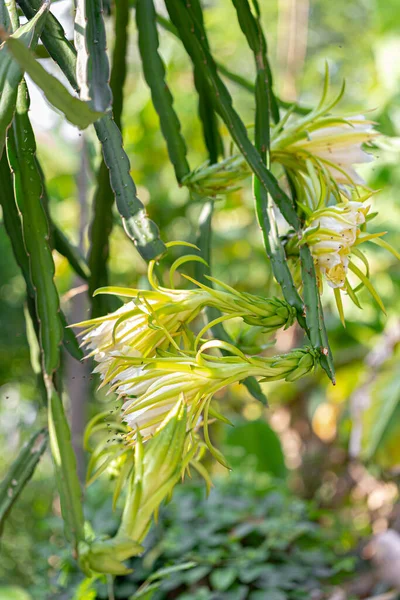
103 344 318 445
74 261 295 380
302 200 368 289
291 116 376 186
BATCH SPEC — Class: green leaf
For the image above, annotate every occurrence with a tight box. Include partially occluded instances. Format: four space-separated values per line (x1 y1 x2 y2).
147 562 197 584
17 0 77 90
300 245 335 381
183 0 223 164
88 0 129 317
155 13 312 116
0 151 33 295
136 0 190 182
59 311 84 361
1 31 104 129
348 260 386 313
74 0 112 112
16 0 166 262
231 0 279 130
0 428 47 535
0 0 49 156
164 0 299 229
52 224 90 281
1 150 81 363
232 0 305 334
229 0 333 381
0 0 19 32
210 567 237 591
225 420 287 478
47 381 85 549
94 115 166 260
254 183 304 317
6 82 63 375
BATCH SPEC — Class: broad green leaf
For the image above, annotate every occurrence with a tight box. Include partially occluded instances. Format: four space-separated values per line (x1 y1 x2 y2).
74 0 112 112
136 0 190 182
47 381 85 548
225 419 287 478
1 31 104 128
210 567 238 591
0 428 47 535
0 0 49 155
6 82 63 375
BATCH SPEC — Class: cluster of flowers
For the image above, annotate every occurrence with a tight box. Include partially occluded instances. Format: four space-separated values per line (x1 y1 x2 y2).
77 75 399 573
76 248 319 568
78 247 310 441
183 75 398 317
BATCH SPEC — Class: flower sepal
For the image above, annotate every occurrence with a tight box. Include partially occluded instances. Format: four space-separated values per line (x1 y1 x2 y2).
78 535 143 576
117 400 189 544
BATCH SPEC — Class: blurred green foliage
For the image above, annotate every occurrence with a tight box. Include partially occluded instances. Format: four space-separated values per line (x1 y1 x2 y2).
0 466 356 599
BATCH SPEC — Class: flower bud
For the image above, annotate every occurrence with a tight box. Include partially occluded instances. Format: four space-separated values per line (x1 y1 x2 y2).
117 401 188 543
79 536 143 575
182 155 250 197
302 200 368 289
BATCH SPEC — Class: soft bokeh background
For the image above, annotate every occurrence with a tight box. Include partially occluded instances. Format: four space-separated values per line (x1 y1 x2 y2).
1 0 400 597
